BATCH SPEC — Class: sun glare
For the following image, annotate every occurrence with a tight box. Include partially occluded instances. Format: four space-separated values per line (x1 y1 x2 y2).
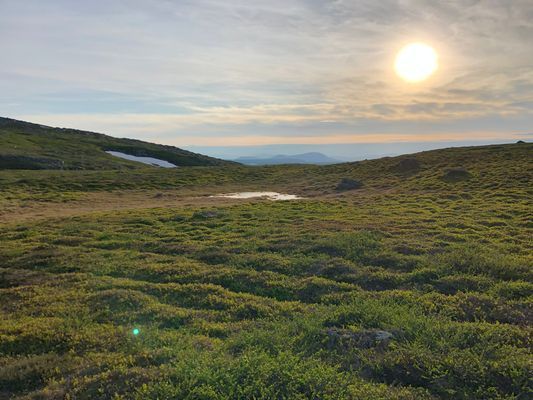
395 43 438 82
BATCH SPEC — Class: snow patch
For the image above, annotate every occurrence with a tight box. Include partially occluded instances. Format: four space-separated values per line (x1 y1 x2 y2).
106 151 176 168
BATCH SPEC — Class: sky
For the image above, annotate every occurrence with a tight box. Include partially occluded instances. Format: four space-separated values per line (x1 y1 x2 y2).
1 0 532 158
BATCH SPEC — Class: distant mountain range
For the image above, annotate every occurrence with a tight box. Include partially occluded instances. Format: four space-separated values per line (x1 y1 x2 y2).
234 152 340 165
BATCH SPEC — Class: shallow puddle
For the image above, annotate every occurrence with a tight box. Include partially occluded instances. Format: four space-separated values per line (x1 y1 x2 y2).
211 192 303 200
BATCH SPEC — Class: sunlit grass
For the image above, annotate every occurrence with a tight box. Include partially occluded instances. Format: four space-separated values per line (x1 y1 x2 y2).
0 143 532 399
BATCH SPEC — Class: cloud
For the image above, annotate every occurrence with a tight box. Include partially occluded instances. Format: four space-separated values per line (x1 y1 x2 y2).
1 0 532 145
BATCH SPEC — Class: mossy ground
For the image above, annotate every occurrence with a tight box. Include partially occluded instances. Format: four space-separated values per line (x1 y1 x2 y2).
0 143 532 399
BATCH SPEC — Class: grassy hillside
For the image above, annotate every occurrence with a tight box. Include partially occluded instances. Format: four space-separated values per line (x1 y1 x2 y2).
0 142 532 399
0 117 235 169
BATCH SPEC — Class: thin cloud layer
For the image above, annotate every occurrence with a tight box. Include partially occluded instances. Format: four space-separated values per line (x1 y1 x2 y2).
1 0 532 145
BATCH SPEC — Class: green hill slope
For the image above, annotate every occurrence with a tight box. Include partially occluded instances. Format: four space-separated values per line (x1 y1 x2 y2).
0 117 235 169
0 141 531 399
1 141 530 196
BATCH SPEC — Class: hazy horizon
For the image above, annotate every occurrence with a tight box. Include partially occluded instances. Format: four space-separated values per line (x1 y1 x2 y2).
185 138 531 161
4 113 530 162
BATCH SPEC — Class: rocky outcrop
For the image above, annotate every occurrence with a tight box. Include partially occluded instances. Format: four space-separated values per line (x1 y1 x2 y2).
325 328 396 350
336 178 363 191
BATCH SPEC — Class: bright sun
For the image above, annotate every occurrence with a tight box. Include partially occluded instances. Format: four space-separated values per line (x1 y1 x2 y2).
395 43 438 82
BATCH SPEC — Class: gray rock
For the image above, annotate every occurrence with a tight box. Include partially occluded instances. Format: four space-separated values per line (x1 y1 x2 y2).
374 330 394 341
336 178 363 191
325 328 396 350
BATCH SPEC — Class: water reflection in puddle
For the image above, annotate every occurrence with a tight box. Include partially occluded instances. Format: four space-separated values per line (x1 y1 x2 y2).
211 192 303 200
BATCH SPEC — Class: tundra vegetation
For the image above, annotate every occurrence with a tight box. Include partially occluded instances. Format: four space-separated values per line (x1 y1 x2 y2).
0 126 531 399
